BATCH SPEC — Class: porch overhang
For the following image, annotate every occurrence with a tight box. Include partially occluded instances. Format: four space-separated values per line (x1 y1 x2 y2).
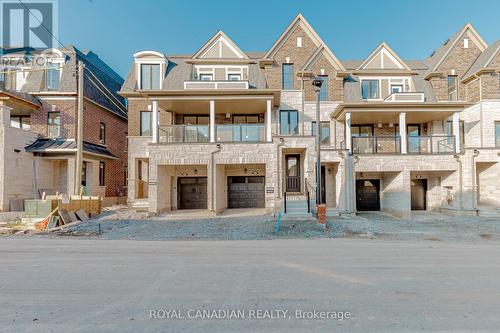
25 139 118 160
0 90 41 111
332 102 471 124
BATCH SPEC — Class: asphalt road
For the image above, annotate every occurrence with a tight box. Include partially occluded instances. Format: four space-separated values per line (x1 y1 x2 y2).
1 238 499 332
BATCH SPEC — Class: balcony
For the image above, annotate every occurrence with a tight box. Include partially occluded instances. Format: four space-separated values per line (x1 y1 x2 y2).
351 135 455 154
216 124 266 143
352 136 401 154
183 80 249 90
384 92 425 103
407 136 455 154
158 125 209 143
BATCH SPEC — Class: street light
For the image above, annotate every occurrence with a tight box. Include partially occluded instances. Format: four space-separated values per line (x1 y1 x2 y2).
312 77 323 205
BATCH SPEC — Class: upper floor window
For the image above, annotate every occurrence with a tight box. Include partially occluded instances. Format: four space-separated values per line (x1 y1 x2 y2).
228 73 241 81
351 125 373 137
10 116 30 130
445 120 465 145
44 64 60 91
447 75 458 101
140 64 160 90
361 80 379 99
311 121 330 144
282 64 294 90
495 121 500 147
99 122 106 144
280 110 298 135
1 70 16 90
47 112 61 138
199 73 213 81
318 76 329 101
140 111 151 136
99 161 105 186
391 84 403 93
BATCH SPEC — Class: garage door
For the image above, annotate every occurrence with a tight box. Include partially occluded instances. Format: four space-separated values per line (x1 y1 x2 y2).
356 179 380 211
178 177 207 209
228 176 265 208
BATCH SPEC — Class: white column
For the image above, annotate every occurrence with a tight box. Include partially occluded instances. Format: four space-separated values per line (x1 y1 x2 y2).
209 100 215 143
266 99 272 142
399 112 407 154
345 112 352 152
151 100 158 143
453 112 460 153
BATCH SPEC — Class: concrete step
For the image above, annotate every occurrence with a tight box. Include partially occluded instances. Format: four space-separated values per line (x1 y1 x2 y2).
478 210 500 218
130 199 149 209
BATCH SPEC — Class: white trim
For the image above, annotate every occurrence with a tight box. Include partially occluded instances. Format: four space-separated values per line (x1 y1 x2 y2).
133 50 167 59
193 31 249 60
37 96 76 100
357 42 410 70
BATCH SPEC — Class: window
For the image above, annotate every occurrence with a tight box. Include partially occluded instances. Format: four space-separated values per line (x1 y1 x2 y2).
280 110 299 134
318 76 329 101
124 164 128 188
227 73 241 81
282 64 294 90
140 111 151 136
361 80 379 99
445 120 465 145
140 64 160 90
495 122 500 147
311 121 331 144
448 75 458 101
183 115 209 125
351 125 373 137
390 84 403 93
2 71 16 90
199 73 213 81
99 161 105 186
45 64 60 91
99 122 106 144
47 112 61 138
10 116 30 130
297 37 302 47
82 162 87 186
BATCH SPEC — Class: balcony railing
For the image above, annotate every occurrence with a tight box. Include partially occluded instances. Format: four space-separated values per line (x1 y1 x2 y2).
352 136 401 154
158 125 209 143
184 80 249 90
216 124 265 143
407 135 455 154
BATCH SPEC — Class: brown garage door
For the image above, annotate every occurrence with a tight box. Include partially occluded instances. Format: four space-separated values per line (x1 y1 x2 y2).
228 176 265 208
178 177 207 209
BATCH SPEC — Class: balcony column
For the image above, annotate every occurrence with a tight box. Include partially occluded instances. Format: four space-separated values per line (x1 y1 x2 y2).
453 112 460 153
151 100 158 143
209 100 215 143
266 99 272 142
345 112 352 153
399 112 407 154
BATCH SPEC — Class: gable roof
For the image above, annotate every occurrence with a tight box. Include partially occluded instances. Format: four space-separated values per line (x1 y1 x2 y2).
301 45 344 71
356 42 411 71
463 40 500 81
424 23 487 72
192 30 248 59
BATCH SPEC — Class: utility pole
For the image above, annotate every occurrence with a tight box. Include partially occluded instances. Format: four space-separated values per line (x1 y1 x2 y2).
75 61 84 194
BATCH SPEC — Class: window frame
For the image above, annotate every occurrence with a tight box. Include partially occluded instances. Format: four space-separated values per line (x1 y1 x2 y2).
140 63 161 90
45 64 61 91
495 121 500 148
351 124 374 137
140 111 152 136
390 84 403 93
311 121 331 144
282 63 294 90
10 115 31 130
199 73 213 81
447 75 458 101
361 80 380 99
227 73 241 81
318 75 329 101
99 122 106 144
279 110 299 135
47 111 61 138
99 161 105 187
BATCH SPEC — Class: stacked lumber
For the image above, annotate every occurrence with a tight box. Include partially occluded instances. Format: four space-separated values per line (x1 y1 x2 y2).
34 208 90 232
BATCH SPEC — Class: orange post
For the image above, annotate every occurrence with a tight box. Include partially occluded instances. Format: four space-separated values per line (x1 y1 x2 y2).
317 204 327 225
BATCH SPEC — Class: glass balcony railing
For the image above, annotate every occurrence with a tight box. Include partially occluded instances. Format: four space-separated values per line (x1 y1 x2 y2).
158 125 209 143
407 135 455 154
216 124 265 143
352 136 401 154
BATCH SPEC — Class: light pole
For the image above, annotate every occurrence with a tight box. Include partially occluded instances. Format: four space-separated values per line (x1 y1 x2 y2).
312 77 323 205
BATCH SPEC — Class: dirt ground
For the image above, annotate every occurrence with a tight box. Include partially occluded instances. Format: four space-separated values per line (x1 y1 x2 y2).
18 208 500 242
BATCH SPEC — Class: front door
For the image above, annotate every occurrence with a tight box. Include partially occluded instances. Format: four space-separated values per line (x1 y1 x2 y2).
356 179 380 211
285 155 301 192
411 179 427 210
407 125 421 153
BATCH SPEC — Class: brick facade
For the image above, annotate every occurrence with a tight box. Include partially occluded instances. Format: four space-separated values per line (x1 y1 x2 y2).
30 98 77 138
303 52 343 102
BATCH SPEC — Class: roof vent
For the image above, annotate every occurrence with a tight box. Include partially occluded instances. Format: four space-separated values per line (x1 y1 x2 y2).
430 51 436 57
443 38 450 46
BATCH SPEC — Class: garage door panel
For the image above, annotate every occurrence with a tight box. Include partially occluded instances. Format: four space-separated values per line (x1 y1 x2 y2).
179 177 207 209
228 176 265 208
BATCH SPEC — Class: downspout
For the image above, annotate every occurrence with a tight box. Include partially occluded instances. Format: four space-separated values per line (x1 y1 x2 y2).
454 154 463 209
276 137 284 198
471 149 480 210
301 73 305 135
210 144 221 213
352 155 359 213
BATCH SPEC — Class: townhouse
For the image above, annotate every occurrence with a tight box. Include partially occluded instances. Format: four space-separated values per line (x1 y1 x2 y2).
0 46 128 211
121 14 500 219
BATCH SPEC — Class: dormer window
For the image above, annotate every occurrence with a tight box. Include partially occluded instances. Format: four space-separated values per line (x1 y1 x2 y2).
44 64 60 91
140 64 160 90
228 73 241 81
391 84 403 93
199 73 213 81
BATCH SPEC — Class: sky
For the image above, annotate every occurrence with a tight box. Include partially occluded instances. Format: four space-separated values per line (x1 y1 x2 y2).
58 0 500 79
